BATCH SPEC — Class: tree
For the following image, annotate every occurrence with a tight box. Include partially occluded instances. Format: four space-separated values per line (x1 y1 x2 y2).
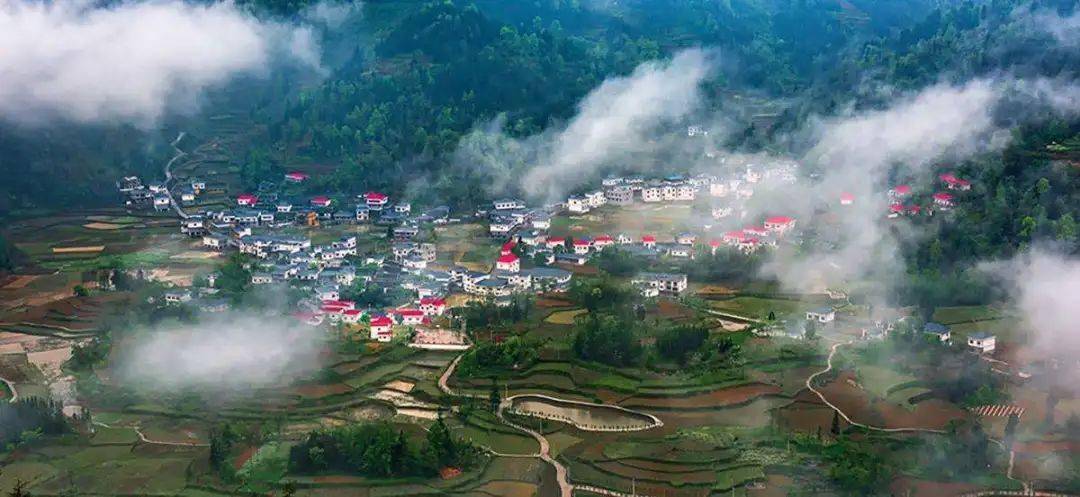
830 410 841 436
488 381 501 413
426 416 457 468
804 320 817 340
655 324 709 365
1004 413 1019 445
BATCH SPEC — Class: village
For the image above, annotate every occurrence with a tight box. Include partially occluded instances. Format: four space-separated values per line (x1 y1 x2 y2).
111 149 989 355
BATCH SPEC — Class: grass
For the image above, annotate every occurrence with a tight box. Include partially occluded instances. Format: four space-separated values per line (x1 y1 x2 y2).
857 365 917 399
543 308 586 325
708 296 806 320
932 306 1002 325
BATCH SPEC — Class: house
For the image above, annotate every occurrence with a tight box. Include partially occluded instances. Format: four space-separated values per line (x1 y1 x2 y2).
687 125 708 137
251 273 273 285
572 239 592 254
237 193 258 207
675 232 696 245
153 195 171 211
370 316 394 342
554 253 589 266
531 215 551 230
712 206 733 219
839 193 854 206
631 272 688 294
276 202 293 213
708 239 721 254
642 184 663 203
419 297 446 316
284 171 309 183
940 173 972 191
967 332 996 354
489 217 517 237
764 216 796 234
394 202 412 214
592 235 615 250
391 309 426 326
545 236 566 250
806 307 836 323
202 234 227 250
633 282 660 298
311 196 332 208
365 192 389 210
342 309 365 324
616 233 634 245
584 190 606 208
524 267 573 290
932 192 954 209
355 205 370 221
605 186 634 205
294 312 325 327
641 235 657 248
518 230 547 247
495 253 520 272
500 241 516 256
602 177 624 187
667 245 693 259
493 199 525 211
179 188 196 203
923 322 951 343
889 185 912 198
164 291 192 304
567 196 590 214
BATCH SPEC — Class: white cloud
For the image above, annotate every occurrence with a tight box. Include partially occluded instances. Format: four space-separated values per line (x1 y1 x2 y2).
0 0 324 127
118 312 323 390
519 48 716 200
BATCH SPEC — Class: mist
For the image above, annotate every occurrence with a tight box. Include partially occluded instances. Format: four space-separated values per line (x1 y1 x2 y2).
117 312 324 391
0 0 328 127
995 250 1080 360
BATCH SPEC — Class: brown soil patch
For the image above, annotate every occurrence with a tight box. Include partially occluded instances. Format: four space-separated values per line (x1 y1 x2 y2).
536 297 574 309
654 299 695 320
1014 439 1079 454
310 475 366 484
1 276 38 289
233 445 258 470
384 379 415 393
595 460 716 484
817 372 965 430
291 383 353 399
775 399 838 433
82 223 123 230
621 383 782 409
51 246 105 253
474 481 536 497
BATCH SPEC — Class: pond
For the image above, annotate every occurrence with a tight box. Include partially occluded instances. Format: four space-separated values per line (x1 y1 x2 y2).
507 394 661 432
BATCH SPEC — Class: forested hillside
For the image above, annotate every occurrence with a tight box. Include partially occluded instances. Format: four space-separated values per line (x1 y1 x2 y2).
0 0 1076 220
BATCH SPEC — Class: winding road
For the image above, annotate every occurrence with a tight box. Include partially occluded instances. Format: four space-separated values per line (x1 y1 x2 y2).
91 420 209 447
1 375 17 403
162 131 190 219
438 354 590 497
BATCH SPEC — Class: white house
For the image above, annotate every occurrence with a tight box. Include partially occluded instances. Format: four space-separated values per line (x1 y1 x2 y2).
567 196 590 214
584 190 606 208
806 307 836 323
967 332 996 354
370 316 393 342
630 272 688 294
493 199 525 211
642 185 663 203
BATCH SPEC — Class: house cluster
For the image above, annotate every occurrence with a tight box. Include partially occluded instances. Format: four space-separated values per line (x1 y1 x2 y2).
885 171 974 218
117 176 172 211
457 241 575 302
922 322 996 354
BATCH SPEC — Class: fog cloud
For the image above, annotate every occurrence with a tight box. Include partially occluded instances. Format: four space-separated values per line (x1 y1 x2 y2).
118 312 323 391
994 250 1080 359
505 48 717 199
0 0 325 127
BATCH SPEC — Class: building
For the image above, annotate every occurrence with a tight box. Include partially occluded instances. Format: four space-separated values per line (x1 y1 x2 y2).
889 185 912 198
605 186 634 205
284 171 309 183
641 235 656 249
806 307 836 323
419 297 446 317
764 216 796 234
940 173 972 191
495 253 520 272
567 196 590 214
311 196 332 208
967 332 996 354
391 309 426 326
365 192 389 210
493 199 525 211
237 193 258 207
572 239 592 255
839 193 854 206
631 272 688 294
923 322 951 343
642 185 663 203
932 192 955 209
584 190 606 208
153 195 171 211
370 316 393 342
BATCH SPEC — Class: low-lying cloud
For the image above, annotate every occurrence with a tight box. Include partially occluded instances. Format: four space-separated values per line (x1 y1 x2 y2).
992 250 1080 360
117 313 323 391
0 0 326 127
